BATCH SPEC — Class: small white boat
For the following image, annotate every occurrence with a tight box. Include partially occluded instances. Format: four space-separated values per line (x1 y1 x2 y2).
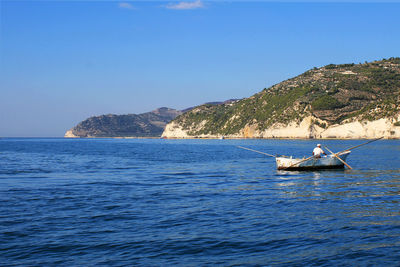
238 138 382 171
276 151 351 170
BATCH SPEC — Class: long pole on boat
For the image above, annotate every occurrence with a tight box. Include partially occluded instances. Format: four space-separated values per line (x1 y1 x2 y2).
281 155 315 170
324 146 353 170
336 137 384 155
237 146 276 158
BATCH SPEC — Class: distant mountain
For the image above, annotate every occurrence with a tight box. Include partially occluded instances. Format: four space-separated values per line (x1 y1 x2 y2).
65 107 182 138
65 100 240 138
163 57 400 139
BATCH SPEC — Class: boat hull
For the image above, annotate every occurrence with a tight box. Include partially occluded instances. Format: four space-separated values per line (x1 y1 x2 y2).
276 151 351 170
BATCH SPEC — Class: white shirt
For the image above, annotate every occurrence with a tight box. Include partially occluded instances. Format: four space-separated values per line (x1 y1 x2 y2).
313 147 325 156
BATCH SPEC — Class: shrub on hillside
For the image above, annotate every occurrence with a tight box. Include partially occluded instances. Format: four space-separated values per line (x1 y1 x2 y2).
312 95 344 110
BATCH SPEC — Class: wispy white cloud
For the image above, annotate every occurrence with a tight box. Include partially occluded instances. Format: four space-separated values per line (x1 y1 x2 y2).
118 2 135 10
166 0 204 10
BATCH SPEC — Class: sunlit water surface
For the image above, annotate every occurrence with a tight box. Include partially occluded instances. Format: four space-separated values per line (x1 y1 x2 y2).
1 138 399 266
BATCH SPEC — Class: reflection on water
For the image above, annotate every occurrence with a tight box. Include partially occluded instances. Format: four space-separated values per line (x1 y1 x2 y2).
274 167 400 233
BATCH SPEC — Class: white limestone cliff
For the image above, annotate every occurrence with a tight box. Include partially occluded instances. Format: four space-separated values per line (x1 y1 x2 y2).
64 130 79 138
162 115 400 139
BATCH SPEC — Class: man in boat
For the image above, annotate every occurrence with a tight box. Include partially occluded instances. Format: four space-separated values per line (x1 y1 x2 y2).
313 144 327 158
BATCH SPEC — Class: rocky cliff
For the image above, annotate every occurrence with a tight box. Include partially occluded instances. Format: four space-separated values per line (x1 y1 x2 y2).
65 107 182 138
162 58 400 139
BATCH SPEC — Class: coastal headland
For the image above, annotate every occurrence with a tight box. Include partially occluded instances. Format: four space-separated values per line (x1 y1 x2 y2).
162 58 400 139
66 58 400 139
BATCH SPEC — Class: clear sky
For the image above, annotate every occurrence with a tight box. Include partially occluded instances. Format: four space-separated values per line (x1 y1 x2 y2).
1 0 399 137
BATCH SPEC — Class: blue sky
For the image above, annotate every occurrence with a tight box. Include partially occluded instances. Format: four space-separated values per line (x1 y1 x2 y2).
1 1 399 137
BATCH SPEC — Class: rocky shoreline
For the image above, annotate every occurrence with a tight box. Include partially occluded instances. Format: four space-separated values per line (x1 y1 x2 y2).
161 58 400 139
162 116 400 139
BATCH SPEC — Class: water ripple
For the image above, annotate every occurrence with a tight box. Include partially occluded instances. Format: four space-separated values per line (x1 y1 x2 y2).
0 138 399 265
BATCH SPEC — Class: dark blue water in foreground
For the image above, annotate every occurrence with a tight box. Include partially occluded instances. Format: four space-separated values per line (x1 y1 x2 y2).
1 138 400 266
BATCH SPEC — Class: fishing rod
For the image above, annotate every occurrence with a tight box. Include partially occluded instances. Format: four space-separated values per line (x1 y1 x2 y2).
280 155 314 170
336 137 384 155
285 138 383 169
324 145 353 169
237 146 276 158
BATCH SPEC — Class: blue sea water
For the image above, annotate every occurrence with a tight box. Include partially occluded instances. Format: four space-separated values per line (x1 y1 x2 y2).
0 138 399 266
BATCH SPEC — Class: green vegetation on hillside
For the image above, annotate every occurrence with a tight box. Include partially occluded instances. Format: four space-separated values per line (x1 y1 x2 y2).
172 57 400 136
312 95 344 110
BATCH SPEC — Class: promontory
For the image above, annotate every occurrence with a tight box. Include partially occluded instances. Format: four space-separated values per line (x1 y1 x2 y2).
65 107 181 138
162 58 400 139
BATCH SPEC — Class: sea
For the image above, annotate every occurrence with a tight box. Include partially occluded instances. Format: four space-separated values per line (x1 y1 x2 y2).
1 138 399 266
